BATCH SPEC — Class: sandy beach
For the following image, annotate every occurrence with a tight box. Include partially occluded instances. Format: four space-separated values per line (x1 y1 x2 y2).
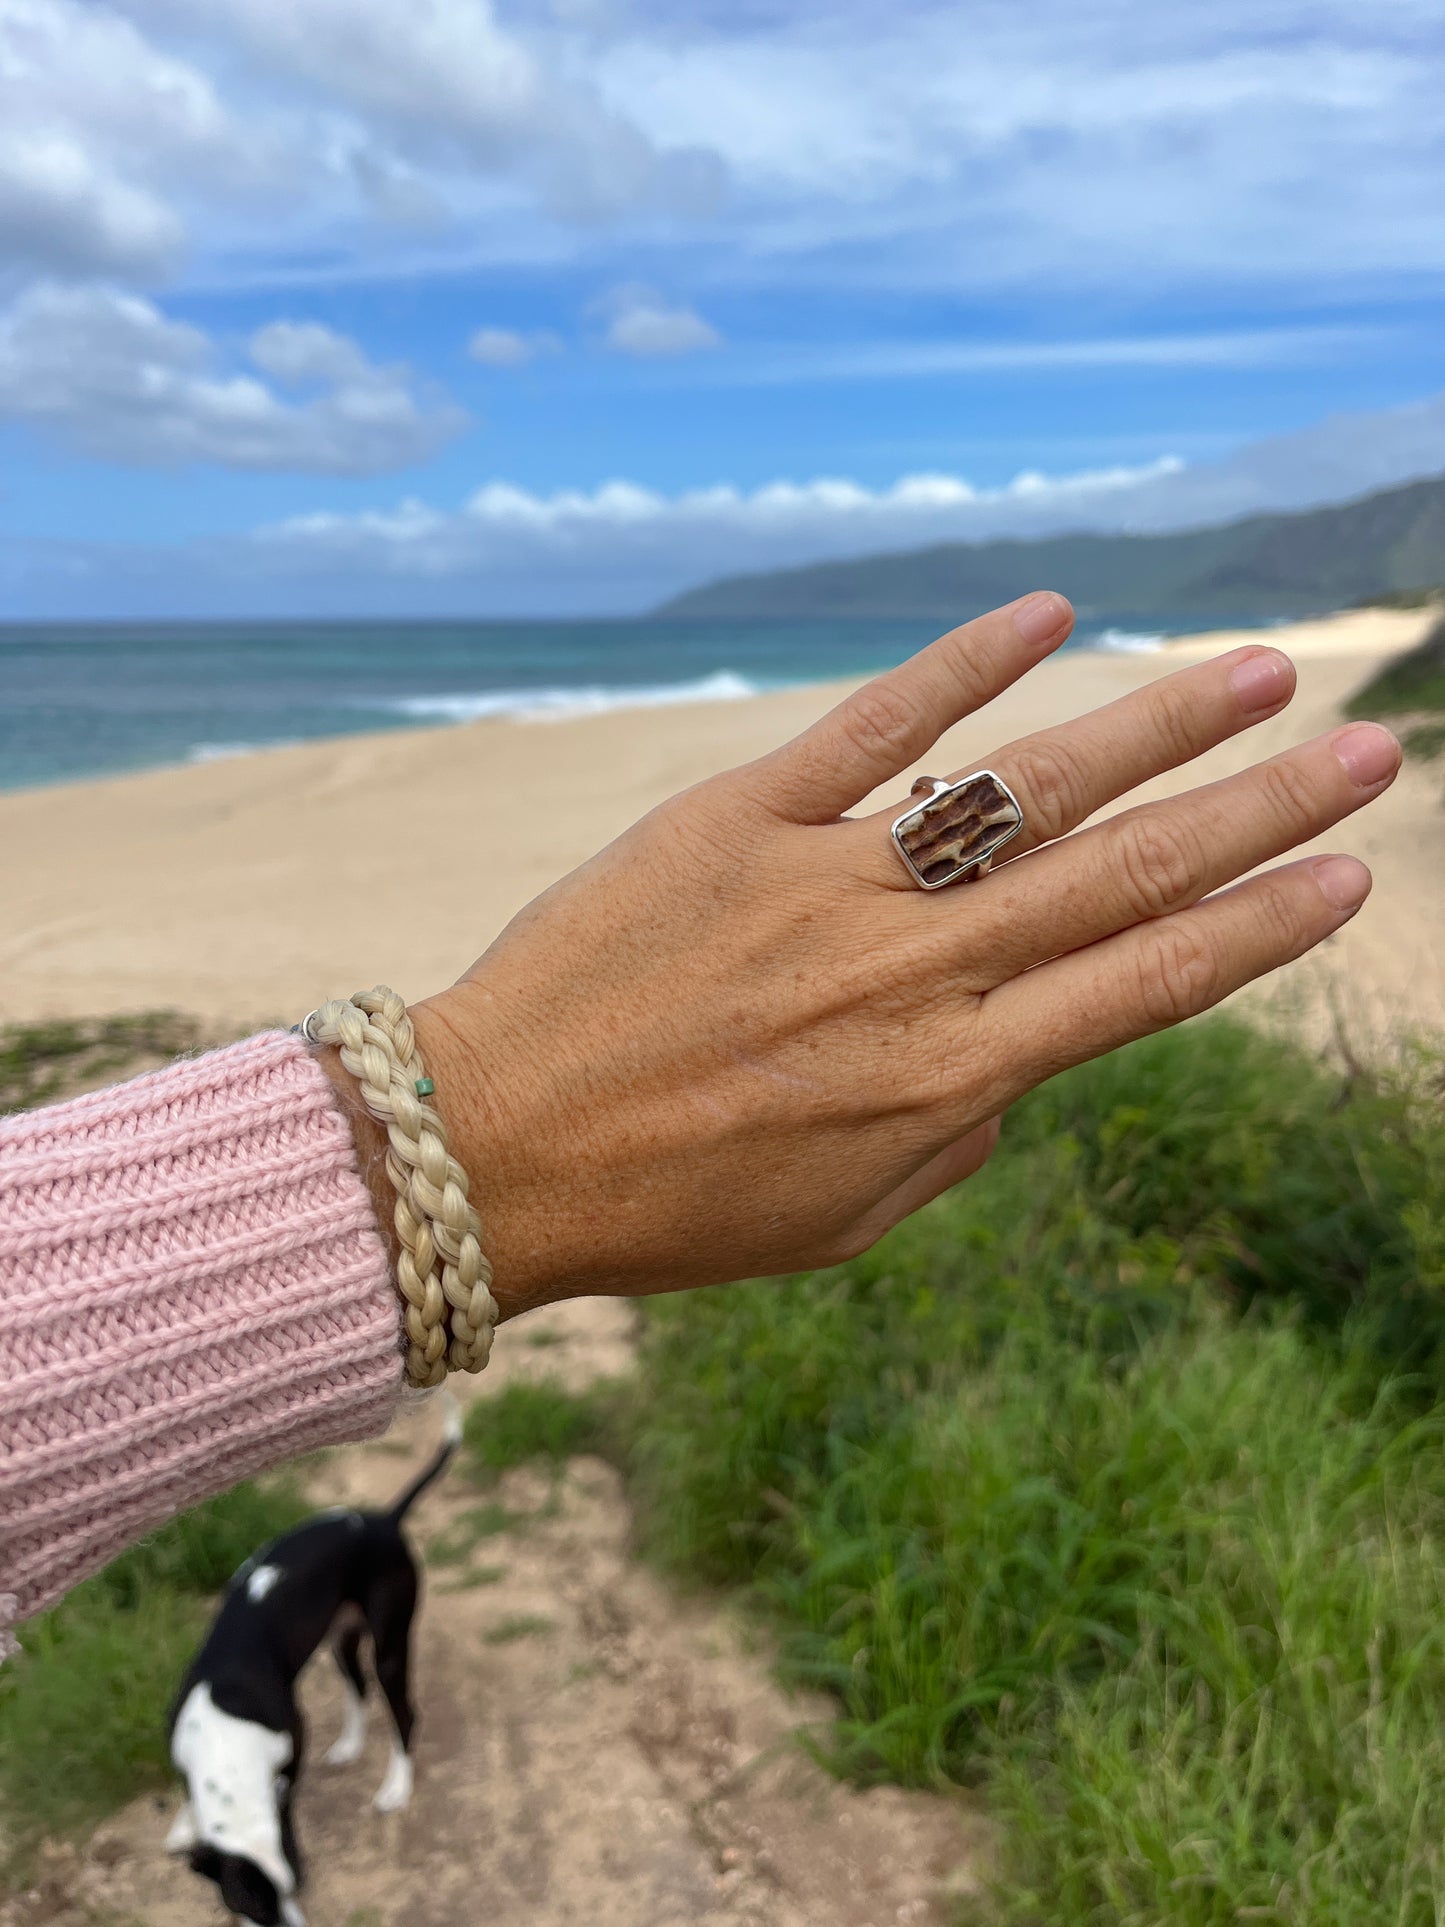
2 604 1440 1034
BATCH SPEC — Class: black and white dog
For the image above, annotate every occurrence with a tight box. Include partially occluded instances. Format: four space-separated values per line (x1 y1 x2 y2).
164 1399 461 1927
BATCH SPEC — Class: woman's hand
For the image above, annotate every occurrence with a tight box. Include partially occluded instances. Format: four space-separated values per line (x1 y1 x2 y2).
410 592 1399 1320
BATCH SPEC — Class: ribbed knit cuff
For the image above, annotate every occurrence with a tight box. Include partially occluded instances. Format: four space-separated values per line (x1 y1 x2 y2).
0 1030 404 1652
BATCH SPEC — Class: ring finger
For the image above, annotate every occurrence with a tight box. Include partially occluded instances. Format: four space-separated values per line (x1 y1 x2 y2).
855 643 1297 889
961 719 1400 987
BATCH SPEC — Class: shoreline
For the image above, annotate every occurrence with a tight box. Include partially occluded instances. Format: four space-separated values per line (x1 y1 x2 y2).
0 606 1426 803
1 604 1439 1030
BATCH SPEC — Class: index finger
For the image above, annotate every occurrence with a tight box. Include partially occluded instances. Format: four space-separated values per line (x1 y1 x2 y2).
740 592 1074 823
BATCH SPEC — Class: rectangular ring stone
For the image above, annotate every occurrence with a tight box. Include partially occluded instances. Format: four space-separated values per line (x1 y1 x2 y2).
892 771 1023 888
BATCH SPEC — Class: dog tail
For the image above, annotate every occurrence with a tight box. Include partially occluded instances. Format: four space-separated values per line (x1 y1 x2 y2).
386 1393 464 1523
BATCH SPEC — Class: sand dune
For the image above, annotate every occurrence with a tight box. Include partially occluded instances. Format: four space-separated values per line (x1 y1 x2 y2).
1 605 1439 1033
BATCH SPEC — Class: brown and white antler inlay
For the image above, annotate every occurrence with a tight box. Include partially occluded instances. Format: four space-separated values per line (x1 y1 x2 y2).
891 771 1023 888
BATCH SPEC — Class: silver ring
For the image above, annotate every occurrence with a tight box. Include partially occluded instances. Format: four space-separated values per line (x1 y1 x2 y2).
890 769 1024 890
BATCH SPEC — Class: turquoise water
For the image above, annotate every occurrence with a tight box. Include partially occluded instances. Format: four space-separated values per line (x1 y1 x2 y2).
0 611 1272 791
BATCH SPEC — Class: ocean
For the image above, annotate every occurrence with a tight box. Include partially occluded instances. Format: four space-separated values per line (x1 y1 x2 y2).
0 611 1273 792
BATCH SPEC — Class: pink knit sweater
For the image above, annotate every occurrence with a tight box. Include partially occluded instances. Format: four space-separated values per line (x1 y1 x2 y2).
0 1032 405 1656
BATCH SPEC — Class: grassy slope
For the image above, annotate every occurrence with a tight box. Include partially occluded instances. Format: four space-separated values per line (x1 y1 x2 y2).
1348 609 1445 759
616 1018 1445 1924
1348 608 1445 714
0 1022 307 1869
657 474 1445 621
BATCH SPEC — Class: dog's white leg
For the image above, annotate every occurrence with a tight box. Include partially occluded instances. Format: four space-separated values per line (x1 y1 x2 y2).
372 1740 414 1813
163 1801 198 1854
323 1681 367 1767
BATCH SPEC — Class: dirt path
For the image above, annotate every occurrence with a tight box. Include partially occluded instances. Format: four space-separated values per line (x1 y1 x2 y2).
9 1300 989 1927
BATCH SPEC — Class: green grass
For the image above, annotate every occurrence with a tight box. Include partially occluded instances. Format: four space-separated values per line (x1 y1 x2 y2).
437 1564 509 1595
1353 586 1445 611
426 1500 535 1565
1347 608 1445 733
1403 718 1445 761
461 1376 619 1483
0 1480 306 1862
482 1614 555 1645
0 1012 202 1114
619 1016 1445 1925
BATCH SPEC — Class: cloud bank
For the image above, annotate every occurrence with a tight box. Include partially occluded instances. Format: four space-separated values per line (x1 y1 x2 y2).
7 392 1438 618
0 284 465 472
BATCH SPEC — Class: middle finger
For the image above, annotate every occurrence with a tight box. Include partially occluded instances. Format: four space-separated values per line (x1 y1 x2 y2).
854 643 1297 889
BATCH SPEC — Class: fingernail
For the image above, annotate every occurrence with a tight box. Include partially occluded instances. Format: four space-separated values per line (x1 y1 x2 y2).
1332 723 1401 788
1229 648 1293 714
1313 854 1371 913
1012 591 1071 647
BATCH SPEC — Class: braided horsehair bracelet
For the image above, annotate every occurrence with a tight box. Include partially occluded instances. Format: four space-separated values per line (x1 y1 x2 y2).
297 987 497 1388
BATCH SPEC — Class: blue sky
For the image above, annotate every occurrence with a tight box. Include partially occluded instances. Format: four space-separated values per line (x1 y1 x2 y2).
0 0 1442 615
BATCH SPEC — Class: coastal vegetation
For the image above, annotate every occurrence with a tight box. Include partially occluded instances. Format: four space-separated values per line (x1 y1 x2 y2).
5 1008 1445 1922
477 1016 1445 1924
657 471 1445 622
1348 608 1445 758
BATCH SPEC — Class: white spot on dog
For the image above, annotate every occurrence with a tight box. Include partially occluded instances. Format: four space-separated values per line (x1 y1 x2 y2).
373 1741 414 1812
324 1682 367 1767
164 1802 197 1853
245 1564 283 1603
171 1683 295 1896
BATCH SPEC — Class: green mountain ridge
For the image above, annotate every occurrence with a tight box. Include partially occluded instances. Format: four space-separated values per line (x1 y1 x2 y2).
653 472 1445 621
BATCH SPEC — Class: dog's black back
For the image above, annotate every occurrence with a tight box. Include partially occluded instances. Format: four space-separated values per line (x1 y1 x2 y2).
174 1510 410 1736
168 1410 460 1924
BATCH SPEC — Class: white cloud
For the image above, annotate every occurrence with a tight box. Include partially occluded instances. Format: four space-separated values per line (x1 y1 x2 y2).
2 0 1439 298
467 326 563 367
124 0 725 231
250 455 1183 602
234 387 1445 609
248 319 372 385
597 284 722 358
596 1 1445 284
0 284 466 473
0 0 243 278
639 325 1381 391
5 386 1442 616
0 131 183 278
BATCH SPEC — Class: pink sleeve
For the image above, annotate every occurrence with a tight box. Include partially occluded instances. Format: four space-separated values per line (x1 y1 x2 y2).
0 1030 404 1654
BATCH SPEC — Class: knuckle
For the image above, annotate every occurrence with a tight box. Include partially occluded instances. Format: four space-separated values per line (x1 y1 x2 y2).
1251 875 1305 950
928 626 990 698
1116 815 1203 920
1134 924 1218 1028
1149 682 1206 765
1006 736 1091 841
1257 755 1321 831
839 678 923 769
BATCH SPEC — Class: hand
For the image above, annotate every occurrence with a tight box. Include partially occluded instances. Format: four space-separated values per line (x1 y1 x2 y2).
409 592 1399 1320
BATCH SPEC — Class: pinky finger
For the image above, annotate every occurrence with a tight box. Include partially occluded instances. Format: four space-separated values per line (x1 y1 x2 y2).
979 854 1371 1102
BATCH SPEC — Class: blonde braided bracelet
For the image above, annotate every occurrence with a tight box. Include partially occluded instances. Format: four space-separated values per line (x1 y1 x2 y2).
297 986 497 1389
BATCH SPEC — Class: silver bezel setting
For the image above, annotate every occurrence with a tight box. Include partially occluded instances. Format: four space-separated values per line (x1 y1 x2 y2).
889 768 1025 890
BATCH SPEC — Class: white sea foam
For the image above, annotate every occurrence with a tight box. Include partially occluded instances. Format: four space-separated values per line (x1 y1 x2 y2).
187 739 299 763
1091 627 1167 654
380 669 759 725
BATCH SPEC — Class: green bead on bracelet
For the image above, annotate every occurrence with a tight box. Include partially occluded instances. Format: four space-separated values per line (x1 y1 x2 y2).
414 1076 435 1097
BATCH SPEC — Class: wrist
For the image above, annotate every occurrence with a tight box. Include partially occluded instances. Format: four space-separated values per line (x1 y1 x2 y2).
407 986 554 1326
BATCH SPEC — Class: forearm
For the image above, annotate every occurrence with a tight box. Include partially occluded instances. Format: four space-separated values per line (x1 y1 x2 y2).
0 1030 404 1651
